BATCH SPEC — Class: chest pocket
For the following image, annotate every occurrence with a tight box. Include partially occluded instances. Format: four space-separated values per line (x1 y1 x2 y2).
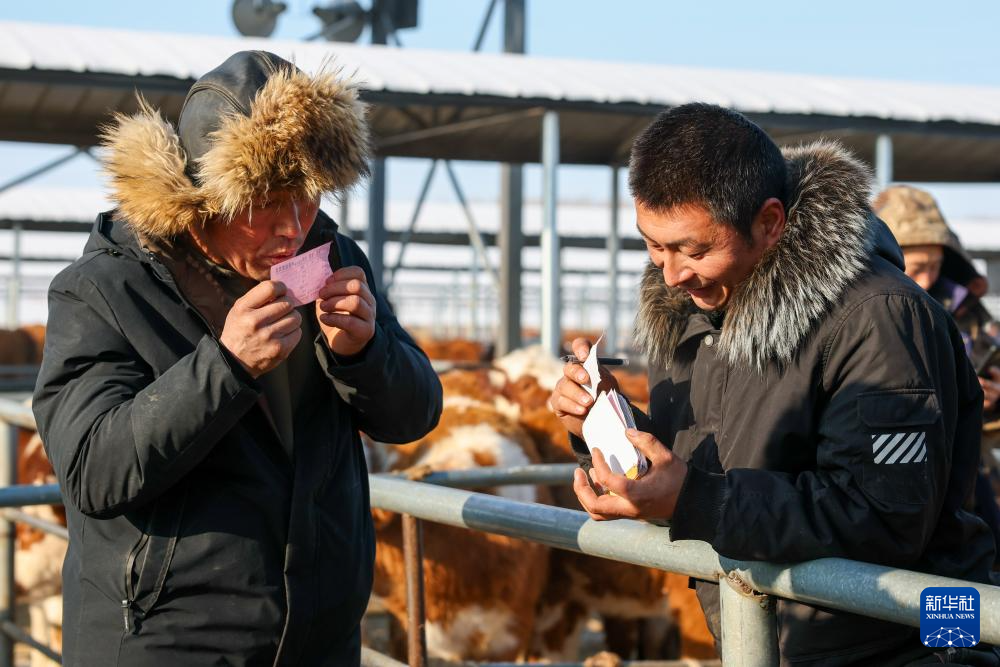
857 390 941 506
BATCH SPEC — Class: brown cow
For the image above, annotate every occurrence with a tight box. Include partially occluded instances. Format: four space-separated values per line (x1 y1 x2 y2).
368 384 552 662
491 346 717 661
0 325 45 365
14 426 65 667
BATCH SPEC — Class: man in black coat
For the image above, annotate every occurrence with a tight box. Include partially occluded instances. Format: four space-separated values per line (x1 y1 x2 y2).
548 104 995 665
32 51 442 666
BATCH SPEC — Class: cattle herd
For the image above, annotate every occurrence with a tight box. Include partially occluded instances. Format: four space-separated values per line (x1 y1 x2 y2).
1 327 717 665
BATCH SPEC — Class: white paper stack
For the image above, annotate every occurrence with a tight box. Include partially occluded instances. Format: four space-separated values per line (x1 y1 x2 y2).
579 337 648 479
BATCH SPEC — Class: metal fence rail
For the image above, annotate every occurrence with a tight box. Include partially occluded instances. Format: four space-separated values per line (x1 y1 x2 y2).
378 463 577 488
369 475 1000 654
2 396 1000 667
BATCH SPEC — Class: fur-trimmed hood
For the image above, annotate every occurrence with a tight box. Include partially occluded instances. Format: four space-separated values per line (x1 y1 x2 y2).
99 51 369 239
635 140 897 373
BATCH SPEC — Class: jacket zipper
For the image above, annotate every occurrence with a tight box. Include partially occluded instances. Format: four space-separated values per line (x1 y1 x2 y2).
122 533 148 634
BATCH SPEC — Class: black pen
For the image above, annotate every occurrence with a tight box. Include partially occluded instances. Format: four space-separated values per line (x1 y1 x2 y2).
559 355 629 366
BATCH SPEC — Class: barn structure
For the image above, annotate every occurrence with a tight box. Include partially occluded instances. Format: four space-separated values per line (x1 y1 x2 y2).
3 19 1000 353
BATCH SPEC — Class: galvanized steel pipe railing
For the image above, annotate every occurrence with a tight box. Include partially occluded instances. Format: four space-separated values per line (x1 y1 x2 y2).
4 394 1000 662
370 475 1000 651
379 463 577 489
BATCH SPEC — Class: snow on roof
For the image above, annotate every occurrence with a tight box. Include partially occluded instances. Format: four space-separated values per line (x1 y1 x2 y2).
3 20 1000 125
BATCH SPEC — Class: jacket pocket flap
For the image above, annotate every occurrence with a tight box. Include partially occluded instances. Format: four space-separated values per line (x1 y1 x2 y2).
857 389 941 428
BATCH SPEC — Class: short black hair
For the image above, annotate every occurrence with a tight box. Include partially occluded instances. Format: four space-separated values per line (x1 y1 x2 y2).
628 103 787 238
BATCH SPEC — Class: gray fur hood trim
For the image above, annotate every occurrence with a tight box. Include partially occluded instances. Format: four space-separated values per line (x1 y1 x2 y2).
634 140 876 373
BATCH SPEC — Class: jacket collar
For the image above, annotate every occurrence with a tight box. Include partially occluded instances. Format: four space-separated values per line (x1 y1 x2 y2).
635 140 898 373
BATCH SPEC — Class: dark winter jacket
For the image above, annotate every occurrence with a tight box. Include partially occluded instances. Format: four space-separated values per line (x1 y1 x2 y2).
32 210 442 666
580 142 995 666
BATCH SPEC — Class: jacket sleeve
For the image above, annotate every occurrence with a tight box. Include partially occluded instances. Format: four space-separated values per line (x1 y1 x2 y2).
670 292 979 565
314 234 442 444
32 273 260 519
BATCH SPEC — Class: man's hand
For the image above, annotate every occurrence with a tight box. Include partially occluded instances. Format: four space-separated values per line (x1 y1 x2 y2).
316 267 377 358
220 281 302 378
572 429 688 522
547 337 620 438
981 366 1000 413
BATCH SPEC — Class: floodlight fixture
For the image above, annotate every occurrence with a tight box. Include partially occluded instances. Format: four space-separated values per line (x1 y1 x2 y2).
312 1 367 43
232 0 288 38
311 0 419 43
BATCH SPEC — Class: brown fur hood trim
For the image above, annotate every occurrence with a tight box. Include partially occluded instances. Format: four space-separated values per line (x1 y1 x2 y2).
634 140 876 373
99 65 369 239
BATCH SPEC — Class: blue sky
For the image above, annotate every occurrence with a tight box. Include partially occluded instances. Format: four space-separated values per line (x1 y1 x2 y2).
2 0 999 216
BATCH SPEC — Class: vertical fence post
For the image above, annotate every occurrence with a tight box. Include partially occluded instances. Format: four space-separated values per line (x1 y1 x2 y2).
0 423 16 667
720 571 779 667
401 514 427 667
540 110 561 357
606 166 620 354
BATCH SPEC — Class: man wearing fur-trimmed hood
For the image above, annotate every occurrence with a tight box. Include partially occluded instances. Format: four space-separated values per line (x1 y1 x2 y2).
32 51 442 666
549 104 994 665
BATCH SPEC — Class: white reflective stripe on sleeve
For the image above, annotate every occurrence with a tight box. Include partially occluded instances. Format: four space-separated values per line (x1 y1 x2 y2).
870 431 927 464
886 432 919 464
872 433 892 454
899 432 927 464
874 432 907 464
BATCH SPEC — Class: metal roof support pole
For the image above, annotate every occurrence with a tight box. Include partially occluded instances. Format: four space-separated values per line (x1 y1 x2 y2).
365 6 389 294
541 110 562 357
443 162 500 290
0 146 85 196
367 158 387 293
606 166 621 353
499 166 523 355
876 134 894 191
386 159 439 291
6 223 21 328
497 0 525 355
470 254 479 340
450 271 461 338
720 571 779 667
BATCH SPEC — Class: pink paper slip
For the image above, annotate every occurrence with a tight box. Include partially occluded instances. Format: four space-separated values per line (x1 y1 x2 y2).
269 241 334 307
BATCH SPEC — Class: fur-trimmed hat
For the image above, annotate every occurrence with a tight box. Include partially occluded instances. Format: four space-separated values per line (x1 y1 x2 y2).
100 50 370 239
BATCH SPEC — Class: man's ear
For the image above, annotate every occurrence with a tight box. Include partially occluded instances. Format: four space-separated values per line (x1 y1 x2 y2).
752 197 786 250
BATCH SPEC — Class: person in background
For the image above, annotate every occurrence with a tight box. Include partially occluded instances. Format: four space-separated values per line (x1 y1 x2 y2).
876 184 1000 568
32 51 442 666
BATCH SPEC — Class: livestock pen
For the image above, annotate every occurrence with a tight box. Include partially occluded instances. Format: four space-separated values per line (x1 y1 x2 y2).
0 399 998 667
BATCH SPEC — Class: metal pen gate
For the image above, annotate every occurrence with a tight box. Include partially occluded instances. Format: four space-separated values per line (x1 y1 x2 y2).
1 398 999 667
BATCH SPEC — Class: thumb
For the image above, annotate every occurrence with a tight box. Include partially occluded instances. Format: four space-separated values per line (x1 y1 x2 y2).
625 428 668 464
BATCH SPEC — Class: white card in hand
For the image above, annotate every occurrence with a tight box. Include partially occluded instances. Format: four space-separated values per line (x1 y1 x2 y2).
582 334 604 400
582 390 646 479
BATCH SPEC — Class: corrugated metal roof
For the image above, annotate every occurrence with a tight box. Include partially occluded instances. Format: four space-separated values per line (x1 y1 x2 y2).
3 20 1000 125
4 21 1000 180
